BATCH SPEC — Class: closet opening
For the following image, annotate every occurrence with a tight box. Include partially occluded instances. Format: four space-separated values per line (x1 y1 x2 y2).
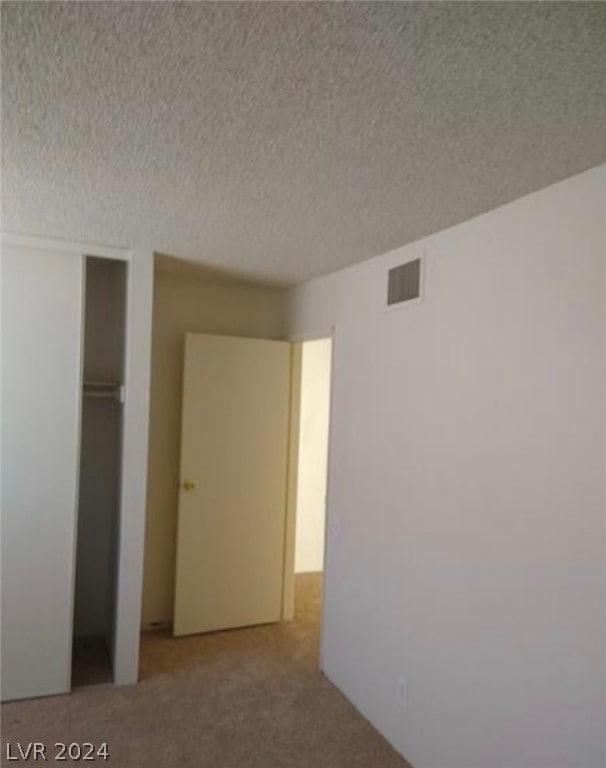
72 256 127 687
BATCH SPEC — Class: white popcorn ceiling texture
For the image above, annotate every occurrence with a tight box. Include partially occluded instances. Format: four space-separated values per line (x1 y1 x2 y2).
2 2 605 285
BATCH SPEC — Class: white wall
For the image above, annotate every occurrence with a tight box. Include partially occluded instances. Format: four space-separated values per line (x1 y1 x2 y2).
287 166 606 768
142 268 287 627
294 338 331 573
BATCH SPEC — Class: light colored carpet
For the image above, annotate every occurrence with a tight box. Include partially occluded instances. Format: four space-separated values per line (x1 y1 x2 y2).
2 574 413 767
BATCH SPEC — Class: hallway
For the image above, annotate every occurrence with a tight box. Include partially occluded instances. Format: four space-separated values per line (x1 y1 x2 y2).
1 575 412 767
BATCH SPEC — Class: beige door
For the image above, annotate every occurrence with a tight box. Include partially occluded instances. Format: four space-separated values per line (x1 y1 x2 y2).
173 333 291 636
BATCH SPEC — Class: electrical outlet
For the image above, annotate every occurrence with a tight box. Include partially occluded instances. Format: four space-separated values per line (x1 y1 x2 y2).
397 676 409 707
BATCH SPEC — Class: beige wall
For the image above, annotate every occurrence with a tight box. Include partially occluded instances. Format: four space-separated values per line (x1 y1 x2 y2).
142 267 287 627
294 338 331 573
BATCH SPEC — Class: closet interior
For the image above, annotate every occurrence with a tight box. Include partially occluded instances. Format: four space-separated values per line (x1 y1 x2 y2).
72 256 127 687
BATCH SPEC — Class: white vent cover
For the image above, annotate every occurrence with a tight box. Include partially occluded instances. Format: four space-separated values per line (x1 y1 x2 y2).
387 258 421 306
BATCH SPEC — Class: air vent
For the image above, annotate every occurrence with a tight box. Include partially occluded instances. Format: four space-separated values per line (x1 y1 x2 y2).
387 258 421 306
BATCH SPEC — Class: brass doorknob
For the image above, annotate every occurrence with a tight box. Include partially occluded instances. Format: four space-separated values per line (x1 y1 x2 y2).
182 480 197 491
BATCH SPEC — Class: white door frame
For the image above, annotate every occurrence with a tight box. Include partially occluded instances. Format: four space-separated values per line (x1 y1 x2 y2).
0 232 153 687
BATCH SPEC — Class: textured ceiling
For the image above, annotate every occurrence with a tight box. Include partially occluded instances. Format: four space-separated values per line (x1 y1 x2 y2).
2 2 605 285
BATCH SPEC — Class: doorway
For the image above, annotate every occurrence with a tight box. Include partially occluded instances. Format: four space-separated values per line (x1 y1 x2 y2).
169 332 332 652
283 337 332 635
292 337 332 600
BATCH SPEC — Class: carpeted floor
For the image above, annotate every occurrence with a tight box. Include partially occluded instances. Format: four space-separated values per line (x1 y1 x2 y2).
1 573 412 767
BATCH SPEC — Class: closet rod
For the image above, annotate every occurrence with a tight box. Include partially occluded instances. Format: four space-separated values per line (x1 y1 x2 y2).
83 380 120 389
83 391 120 400
82 382 124 402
